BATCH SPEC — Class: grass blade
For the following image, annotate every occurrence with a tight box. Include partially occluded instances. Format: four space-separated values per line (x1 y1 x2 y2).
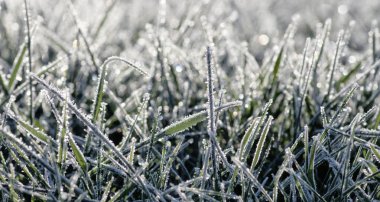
250 116 273 170
84 56 149 152
31 74 159 200
161 101 242 136
7 111 50 143
57 91 69 168
7 43 27 92
100 177 114 202
68 132 87 173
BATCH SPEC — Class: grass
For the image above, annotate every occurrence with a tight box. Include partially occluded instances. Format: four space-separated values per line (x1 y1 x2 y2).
0 0 380 201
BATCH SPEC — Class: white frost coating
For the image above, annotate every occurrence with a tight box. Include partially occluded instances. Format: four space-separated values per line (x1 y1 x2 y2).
30 74 160 200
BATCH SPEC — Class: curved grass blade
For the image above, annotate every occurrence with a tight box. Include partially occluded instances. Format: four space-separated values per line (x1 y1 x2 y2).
84 56 149 152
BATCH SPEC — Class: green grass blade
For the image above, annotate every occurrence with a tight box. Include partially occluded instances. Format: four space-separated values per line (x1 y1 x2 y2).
128 138 136 164
0 72 8 95
303 126 309 172
8 147 37 185
84 58 109 153
326 30 344 100
160 138 184 190
0 128 88 198
161 101 242 136
100 177 114 202
57 92 69 168
250 116 273 170
85 56 149 152
0 54 69 108
8 43 27 92
307 135 319 189
370 145 380 162
335 62 361 90
108 186 128 202
231 157 273 202
228 100 272 193
240 99 272 161
7 111 50 143
31 74 158 199
9 164 20 201
270 47 284 90
239 118 259 159
68 132 87 173
10 142 50 188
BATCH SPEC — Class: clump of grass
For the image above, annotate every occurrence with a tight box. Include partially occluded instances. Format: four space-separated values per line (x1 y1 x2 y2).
1 0 380 201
